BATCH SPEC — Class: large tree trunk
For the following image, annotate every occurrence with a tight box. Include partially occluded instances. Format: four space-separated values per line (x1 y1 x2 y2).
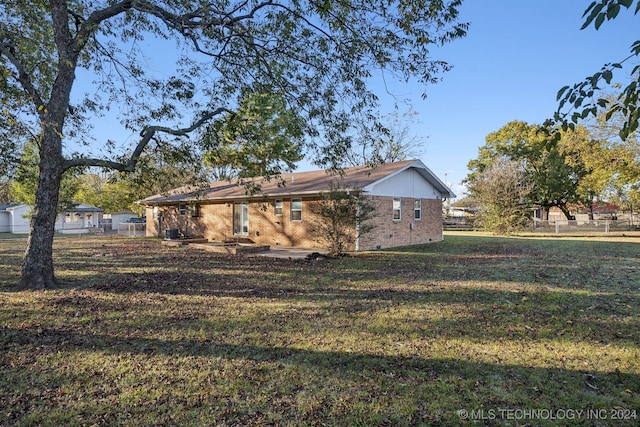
541 206 550 221
557 203 574 220
19 129 65 290
18 0 77 290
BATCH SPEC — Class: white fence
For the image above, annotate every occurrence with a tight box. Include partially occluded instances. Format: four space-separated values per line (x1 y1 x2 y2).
531 219 638 234
117 222 146 236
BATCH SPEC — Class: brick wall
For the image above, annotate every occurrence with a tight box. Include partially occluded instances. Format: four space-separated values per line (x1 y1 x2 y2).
358 196 443 250
240 199 320 247
145 204 211 239
147 199 326 248
146 195 443 250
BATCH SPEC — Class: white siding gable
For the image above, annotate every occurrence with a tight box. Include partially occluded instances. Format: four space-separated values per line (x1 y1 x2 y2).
0 204 32 234
0 212 8 232
365 168 443 199
9 204 32 233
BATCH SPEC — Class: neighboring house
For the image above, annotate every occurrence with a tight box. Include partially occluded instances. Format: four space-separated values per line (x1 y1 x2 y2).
1 202 104 234
0 203 31 234
54 203 104 233
109 212 141 226
142 159 455 251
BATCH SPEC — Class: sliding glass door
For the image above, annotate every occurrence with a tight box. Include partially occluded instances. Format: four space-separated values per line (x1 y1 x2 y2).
233 203 249 235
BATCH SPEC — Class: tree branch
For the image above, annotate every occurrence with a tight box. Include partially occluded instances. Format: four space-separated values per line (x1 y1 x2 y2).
0 27 46 115
78 1 135 44
63 107 232 171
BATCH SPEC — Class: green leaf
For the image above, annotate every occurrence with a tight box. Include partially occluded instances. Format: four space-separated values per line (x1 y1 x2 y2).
606 3 621 20
582 2 605 29
595 12 606 29
604 103 621 120
582 1 598 17
556 86 570 101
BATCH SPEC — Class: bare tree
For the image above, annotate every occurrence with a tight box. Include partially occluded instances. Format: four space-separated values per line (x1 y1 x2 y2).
343 110 426 167
467 157 533 234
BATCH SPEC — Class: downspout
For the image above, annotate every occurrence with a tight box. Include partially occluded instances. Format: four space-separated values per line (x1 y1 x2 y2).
355 203 360 252
355 194 361 251
442 196 447 241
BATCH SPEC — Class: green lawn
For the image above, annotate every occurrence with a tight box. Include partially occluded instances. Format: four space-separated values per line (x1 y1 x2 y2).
1 233 638 426
0 233 25 240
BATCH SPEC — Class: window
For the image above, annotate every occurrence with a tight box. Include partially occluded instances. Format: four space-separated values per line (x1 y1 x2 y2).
291 198 302 221
189 204 200 217
414 199 422 220
67 213 79 223
393 198 401 220
178 203 186 216
274 199 283 216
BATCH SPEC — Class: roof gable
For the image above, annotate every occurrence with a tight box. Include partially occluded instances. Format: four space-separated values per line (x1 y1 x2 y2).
0 203 30 212
63 203 104 213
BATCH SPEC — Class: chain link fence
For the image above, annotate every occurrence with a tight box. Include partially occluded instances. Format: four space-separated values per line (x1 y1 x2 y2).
531 218 639 234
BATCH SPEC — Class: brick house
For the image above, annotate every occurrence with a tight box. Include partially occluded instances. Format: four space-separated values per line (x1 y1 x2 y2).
142 159 454 251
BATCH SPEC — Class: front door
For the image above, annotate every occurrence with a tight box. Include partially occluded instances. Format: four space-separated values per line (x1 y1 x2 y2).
233 202 249 235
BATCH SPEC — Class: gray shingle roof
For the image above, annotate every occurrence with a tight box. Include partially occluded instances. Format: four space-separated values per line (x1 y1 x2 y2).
0 203 21 211
142 160 454 204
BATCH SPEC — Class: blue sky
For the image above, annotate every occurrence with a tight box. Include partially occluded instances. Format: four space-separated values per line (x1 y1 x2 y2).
368 0 639 199
71 1 637 198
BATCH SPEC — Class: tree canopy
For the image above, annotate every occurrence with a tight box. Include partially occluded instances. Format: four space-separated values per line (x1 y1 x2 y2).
0 0 467 289
467 117 640 225
555 0 639 140
202 91 304 184
466 121 590 220
341 110 426 167
10 139 80 213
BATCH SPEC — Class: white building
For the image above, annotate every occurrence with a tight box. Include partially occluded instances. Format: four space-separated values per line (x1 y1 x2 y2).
54 203 104 233
0 203 32 234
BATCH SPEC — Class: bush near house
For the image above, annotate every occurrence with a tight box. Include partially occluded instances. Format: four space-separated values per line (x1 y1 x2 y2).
310 186 375 256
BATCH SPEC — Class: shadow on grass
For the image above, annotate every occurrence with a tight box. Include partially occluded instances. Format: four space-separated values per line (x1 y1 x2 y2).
2 235 638 349
7 273 638 350
4 324 639 394
2 323 639 426
2 234 639 293
1 235 639 424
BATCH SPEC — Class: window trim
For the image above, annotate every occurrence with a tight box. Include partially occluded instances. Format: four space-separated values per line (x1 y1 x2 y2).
274 199 283 216
189 204 200 218
178 203 186 216
392 197 401 221
290 198 302 221
414 199 422 220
